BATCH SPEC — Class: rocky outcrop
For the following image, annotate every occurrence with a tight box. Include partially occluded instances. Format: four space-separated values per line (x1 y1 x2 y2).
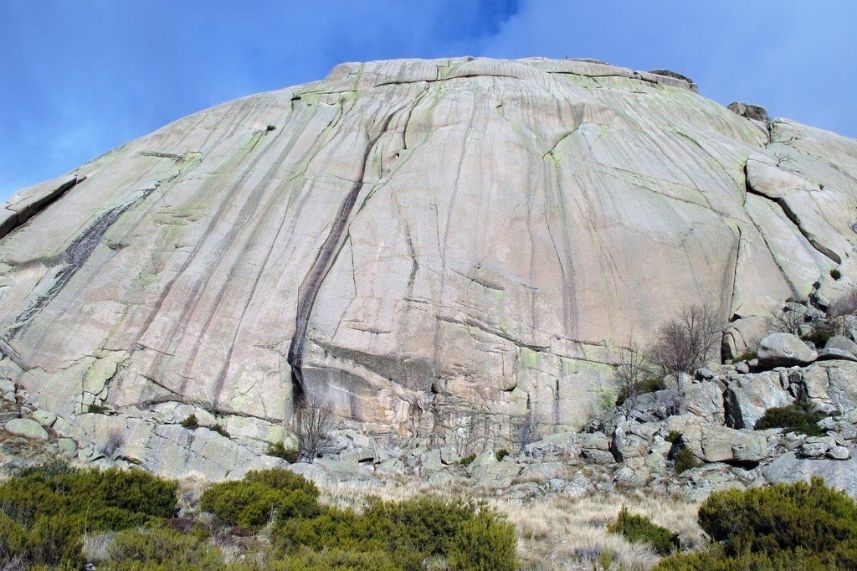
3 57 857 477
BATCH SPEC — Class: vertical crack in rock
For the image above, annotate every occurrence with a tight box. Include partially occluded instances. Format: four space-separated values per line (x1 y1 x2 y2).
287 111 401 401
2 186 157 343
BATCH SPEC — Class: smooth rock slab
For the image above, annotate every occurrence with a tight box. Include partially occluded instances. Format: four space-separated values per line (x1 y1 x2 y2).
4 418 49 440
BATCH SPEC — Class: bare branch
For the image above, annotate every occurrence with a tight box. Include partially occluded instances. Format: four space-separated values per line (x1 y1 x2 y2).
648 304 723 376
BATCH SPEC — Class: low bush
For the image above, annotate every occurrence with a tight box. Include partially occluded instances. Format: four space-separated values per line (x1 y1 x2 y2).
0 465 177 568
608 507 678 555
180 414 199 429
267 441 300 463
200 468 320 530
673 448 700 474
754 401 827 436
104 527 223 570
273 497 517 570
459 453 477 467
495 449 509 461
656 477 857 570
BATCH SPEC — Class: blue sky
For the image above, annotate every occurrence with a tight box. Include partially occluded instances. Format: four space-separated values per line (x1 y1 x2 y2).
1 0 856 198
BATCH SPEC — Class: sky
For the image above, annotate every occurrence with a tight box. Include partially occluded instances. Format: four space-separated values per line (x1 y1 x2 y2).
1 0 856 198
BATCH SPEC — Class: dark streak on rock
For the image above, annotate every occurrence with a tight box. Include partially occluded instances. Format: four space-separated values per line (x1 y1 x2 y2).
2 187 155 342
287 111 401 401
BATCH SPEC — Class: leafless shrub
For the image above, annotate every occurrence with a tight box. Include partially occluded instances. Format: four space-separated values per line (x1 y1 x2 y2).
768 304 807 335
649 304 724 376
101 429 125 459
294 395 332 463
614 341 652 410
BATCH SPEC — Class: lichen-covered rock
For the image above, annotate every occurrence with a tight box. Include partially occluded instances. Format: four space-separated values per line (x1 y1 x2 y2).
3 57 857 476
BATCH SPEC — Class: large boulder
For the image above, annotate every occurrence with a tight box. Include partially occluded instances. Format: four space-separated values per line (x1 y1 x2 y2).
757 333 817 368
763 449 857 497
724 370 796 429
801 361 857 414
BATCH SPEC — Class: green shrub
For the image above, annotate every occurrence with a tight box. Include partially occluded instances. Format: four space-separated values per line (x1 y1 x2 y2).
832 268 843 280
699 477 857 556
655 544 837 570
495 449 509 462
88 403 109 414
273 497 517 570
447 510 518 571
103 527 223 570
267 546 400 571
658 477 857 570
754 401 827 436
665 431 682 444
267 442 300 463
200 469 320 530
0 465 178 568
460 454 477 467
180 414 199 429
0 511 26 563
673 448 700 474
27 513 85 567
608 507 678 556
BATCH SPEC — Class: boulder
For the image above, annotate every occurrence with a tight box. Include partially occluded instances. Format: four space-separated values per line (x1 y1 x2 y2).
680 381 725 424
801 361 857 414
825 335 857 357
724 370 795 429
763 450 857 497
816 348 857 363
728 102 770 123
4 418 49 440
757 333 817 368
828 446 851 460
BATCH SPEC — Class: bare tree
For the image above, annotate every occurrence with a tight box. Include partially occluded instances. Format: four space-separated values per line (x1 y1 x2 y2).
768 304 806 335
614 340 651 409
649 304 723 376
294 395 332 463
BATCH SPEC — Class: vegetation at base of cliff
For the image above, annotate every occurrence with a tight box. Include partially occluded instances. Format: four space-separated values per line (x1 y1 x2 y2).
656 477 857 570
608 507 679 555
754 401 827 436
0 464 177 568
0 464 518 570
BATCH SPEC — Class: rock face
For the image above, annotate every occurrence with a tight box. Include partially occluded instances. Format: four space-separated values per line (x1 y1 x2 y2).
2 57 857 477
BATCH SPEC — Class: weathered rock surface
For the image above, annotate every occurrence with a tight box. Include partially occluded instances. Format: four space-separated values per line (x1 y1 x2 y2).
757 333 818 368
3 57 857 477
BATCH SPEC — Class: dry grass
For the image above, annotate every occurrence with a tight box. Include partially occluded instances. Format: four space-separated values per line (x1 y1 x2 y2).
493 491 704 570
314 479 704 571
